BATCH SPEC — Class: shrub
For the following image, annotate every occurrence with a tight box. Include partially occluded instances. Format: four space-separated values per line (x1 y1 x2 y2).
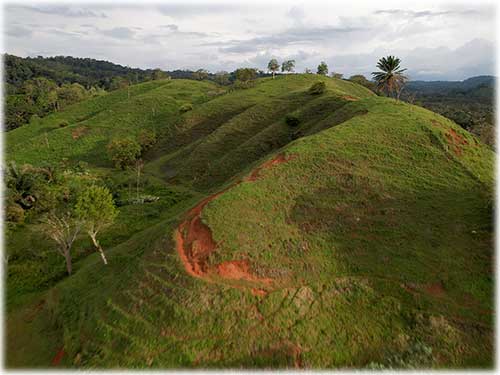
107 138 141 169
138 129 157 151
7 203 25 223
308 82 326 95
285 114 300 127
180 103 193 113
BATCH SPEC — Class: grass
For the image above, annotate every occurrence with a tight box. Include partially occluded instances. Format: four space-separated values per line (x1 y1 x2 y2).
5 75 493 368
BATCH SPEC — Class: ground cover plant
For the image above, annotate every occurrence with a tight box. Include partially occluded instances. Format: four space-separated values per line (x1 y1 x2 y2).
5 74 493 369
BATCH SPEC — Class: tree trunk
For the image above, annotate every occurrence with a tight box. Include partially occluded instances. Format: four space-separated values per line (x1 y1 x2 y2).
90 233 108 265
272 71 275 79
64 250 72 275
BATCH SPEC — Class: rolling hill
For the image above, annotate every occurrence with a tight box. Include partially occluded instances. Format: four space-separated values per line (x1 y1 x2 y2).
5 74 494 369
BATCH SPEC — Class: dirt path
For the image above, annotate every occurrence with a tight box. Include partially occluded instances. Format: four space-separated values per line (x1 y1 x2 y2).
175 154 293 295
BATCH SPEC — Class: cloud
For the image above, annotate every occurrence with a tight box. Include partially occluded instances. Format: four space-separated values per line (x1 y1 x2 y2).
5 25 33 38
10 5 107 18
329 38 495 80
100 27 136 40
160 24 179 31
216 25 366 54
156 4 241 17
373 8 479 18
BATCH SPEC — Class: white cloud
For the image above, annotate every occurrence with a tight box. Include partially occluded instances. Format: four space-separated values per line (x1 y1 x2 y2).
3 2 496 80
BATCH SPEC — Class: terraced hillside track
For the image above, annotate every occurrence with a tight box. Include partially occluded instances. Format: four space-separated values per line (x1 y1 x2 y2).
175 153 292 295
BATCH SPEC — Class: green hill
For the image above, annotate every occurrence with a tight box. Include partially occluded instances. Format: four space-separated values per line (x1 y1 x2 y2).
5 75 493 369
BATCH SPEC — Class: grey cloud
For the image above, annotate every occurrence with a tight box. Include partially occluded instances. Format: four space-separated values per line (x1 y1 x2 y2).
330 38 495 80
100 27 136 40
217 25 366 54
10 5 107 18
6 25 33 38
160 24 179 31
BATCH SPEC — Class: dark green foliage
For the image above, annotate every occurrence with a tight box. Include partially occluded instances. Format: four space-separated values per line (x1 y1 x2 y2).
107 138 142 169
235 68 257 83
402 76 495 146
372 55 408 98
317 61 328 75
281 60 296 73
285 114 300 126
137 129 157 152
348 75 376 92
308 81 326 95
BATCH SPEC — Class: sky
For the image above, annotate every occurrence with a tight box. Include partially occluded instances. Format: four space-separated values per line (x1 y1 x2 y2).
2 0 497 80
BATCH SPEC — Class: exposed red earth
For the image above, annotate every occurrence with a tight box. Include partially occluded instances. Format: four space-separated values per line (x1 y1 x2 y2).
51 347 65 366
175 154 293 294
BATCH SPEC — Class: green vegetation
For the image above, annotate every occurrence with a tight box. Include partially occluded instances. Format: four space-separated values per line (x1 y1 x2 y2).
107 138 142 169
403 76 495 147
372 55 408 99
5 73 493 369
317 61 328 75
308 81 327 95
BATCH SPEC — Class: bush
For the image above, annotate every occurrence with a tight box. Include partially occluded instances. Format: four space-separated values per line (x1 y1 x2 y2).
180 103 193 113
285 114 300 127
107 138 141 169
232 80 256 90
138 129 157 152
7 203 25 223
308 82 326 95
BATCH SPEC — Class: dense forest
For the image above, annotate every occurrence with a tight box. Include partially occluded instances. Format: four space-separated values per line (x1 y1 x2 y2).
402 76 495 146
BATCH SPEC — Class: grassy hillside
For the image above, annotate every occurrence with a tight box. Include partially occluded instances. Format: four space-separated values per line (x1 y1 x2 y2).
5 75 493 369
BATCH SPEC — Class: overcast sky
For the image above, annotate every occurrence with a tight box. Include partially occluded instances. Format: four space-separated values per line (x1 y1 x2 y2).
3 0 497 80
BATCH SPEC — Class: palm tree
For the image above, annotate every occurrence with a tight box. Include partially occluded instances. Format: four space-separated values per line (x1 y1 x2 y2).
371 56 408 99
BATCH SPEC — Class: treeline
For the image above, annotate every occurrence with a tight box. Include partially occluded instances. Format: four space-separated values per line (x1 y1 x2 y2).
402 76 495 147
6 78 105 131
5 54 164 92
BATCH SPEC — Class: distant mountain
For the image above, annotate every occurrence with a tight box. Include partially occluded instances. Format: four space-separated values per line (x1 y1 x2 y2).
405 75 495 96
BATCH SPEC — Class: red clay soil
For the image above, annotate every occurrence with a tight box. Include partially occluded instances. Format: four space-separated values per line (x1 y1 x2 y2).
424 281 446 298
175 154 292 292
246 154 294 182
51 347 65 366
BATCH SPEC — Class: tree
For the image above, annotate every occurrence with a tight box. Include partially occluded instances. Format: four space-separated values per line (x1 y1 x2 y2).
331 72 343 79
110 76 130 91
304 68 312 74
137 129 157 152
215 71 231 85
348 75 376 92
42 212 81 275
267 59 280 78
317 62 328 75
75 186 118 265
234 68 257 83
152 69 169 80
371 56 408 99
107 138 141 169
192 69 209 81
281 60 295 73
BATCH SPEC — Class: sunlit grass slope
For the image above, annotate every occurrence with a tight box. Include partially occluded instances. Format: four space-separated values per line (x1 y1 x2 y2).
5 75 493 369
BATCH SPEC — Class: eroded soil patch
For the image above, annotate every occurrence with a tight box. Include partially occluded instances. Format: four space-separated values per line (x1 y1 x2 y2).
175 154 293 292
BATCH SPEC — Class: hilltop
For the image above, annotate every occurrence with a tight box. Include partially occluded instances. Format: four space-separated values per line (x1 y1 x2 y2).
5 74 494 369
